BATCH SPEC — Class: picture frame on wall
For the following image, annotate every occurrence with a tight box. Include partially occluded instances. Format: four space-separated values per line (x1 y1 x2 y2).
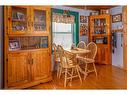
112 14 122 23
9 40 21 51
80 15 88 23
80 24 88 36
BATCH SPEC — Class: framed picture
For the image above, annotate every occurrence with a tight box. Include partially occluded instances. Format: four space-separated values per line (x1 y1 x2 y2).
80 15 88 23
112 14 122 23
9 40 21 51
80 24 88 36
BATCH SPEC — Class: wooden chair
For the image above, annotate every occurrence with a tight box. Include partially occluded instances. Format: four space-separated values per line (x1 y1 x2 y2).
77 41 87 49
77 41 87 64
57 45 82 87
77 42 97 79
52 43 60 77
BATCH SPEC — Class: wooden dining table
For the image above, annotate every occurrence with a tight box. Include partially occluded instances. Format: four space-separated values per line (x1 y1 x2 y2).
65 48 90 54
65 48 91 76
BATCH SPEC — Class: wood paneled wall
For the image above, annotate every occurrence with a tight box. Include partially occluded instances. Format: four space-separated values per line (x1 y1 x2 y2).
123 6 127 70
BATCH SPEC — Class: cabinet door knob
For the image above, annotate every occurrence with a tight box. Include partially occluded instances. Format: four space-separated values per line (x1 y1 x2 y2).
31 22 34 27
8 17 12 21
27 58 30 64
31 58 33 65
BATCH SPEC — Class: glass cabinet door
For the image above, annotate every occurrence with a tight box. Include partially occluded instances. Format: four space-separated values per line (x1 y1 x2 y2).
93 18 107 35
8 6 30 34
31 7 50 33
34 10 46 32
8 36 48 51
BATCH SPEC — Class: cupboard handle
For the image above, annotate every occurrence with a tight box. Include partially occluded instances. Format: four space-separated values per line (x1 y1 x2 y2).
31 22 34 27
28 21 30 27
31 58 33 65
28 58 30 64
121 34 123 47
8 17 11 21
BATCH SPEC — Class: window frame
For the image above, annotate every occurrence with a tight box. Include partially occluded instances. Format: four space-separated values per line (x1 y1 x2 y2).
51 8 79 45
52 22 74 49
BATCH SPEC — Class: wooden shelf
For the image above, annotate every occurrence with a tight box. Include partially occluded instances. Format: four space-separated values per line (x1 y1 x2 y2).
95 43 108 46
8 48 49 53
92 34 108 37
12 19 26 22
112 29 123 32
94 25 107 28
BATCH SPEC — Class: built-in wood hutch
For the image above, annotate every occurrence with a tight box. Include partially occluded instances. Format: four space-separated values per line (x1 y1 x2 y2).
4 6 52 88
89 14 111 64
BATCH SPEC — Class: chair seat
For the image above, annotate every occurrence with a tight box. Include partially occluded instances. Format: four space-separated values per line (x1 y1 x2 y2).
60 57 77 68
76 56 95 63
61 64 77 68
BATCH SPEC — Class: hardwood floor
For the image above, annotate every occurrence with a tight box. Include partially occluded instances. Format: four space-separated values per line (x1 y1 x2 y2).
28 64 127 89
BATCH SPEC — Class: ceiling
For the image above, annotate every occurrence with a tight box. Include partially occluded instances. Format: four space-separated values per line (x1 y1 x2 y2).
69 5 117 11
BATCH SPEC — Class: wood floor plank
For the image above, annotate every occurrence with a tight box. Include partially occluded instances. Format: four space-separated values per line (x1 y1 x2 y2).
28 64 127 89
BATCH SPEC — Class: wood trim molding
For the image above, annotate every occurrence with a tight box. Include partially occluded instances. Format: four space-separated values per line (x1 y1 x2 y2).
123 6 127 70
68 5 117 11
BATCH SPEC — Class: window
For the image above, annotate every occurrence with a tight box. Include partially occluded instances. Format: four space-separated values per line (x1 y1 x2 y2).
52 22 73 49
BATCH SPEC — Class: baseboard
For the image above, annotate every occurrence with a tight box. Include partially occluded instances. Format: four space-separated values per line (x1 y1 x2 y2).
5 76 52 89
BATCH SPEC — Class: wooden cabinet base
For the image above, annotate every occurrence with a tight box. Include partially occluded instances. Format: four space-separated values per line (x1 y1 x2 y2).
95 45 111 64
6 75 52 89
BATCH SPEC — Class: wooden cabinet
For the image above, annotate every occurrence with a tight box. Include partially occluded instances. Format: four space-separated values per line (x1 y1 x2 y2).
31 50 51 81
7 6 50 35
7 6 30 34
4 6 52 89
31 6 50 33
95 45 111 64
89 14 111 64
7 52 29 87
7 50 51 88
